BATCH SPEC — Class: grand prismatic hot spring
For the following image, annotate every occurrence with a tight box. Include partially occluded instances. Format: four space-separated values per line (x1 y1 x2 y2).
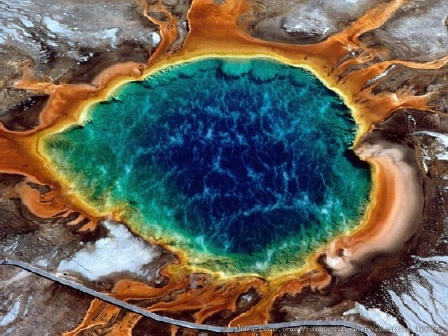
41 58 372 276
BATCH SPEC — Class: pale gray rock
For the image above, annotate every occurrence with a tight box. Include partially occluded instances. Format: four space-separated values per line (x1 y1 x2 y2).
247 0 388 44
360 0 448 61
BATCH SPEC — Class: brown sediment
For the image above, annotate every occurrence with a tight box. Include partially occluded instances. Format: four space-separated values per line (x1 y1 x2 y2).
0 136 89 226
321 140 423 278
0 94 49 132
9 61 147 136
62 299 122 336
0 0 438 332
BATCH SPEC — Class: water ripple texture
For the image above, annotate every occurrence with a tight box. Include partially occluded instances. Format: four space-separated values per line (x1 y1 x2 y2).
42 58 371 275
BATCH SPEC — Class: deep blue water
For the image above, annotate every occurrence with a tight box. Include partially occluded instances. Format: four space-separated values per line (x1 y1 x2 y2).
43 58 371 274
